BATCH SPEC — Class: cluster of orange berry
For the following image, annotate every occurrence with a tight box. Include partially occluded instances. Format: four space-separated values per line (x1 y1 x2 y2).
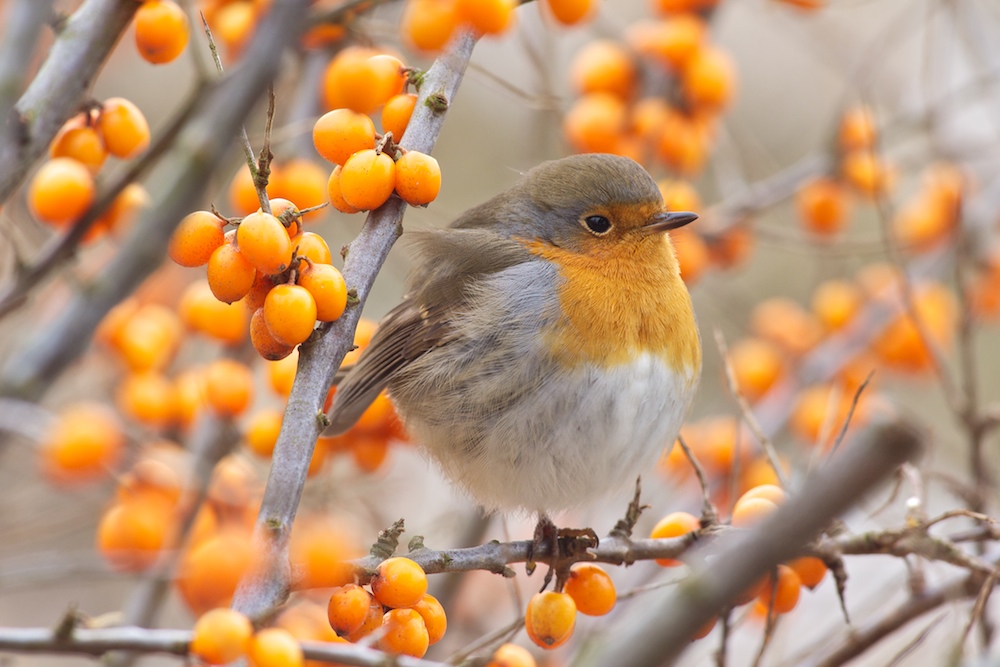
650 484 828 637
523 562 617 650
326 557 443 658
312 48 442 213
134 0 190 65
28 98 150 239
191 608 304 667
400 0 594 53
168 197 347 360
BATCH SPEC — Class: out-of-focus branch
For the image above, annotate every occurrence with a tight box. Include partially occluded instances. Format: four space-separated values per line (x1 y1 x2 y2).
0 0 55 121
231 31 480 621
578 419 924 667
0 0 312 402
0 0 137 207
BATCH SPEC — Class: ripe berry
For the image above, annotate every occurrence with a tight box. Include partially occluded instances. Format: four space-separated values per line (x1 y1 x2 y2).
411 594 447 645
50 117 107 172
545 0 595 25
40 403 124 484
204 359 254 417
327 165 361 214
326 584 372 636
297 262 348 322
169 210 226 267
370 557 428 609
401 0 460 52
340 149 396 210
207 241 256 304
394 151 442 206
379 608 429 658
97 98 151 159
27 158 95 227
290 232 332 265
263 284 317 346
134 0 190 65
487 643 537 667
246 628 303 667
564 563 616 616
313 109 376 166
236 211 293 275
381 93 418 141
525 591 576 650
190 608 253 665
649 511 700 566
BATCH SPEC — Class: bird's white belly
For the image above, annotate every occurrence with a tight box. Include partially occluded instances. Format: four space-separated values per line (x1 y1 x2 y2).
412 352 698 514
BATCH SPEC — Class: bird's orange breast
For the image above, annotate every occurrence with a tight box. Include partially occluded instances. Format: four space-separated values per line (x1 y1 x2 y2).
521 236 701 375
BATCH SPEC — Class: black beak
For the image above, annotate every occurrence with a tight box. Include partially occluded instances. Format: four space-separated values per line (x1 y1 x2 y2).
643 211 699 234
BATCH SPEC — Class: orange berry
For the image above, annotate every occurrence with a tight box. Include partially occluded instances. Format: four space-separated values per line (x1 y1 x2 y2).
244 271 274 312
326 584 372 636
176 529 255 614
707 224 754 270
272 160 327 222
97 97 151 159
134 0 190 65
525 591 576 650
339 149 396 210
731 497 779 528
728 337 784 402
179 280 248 344
891 192 956 253
456 0 517 36
169 210 226 267
244 408 283 457
658 178 702 213
297 262 347 322
487 643 537 667
737 484 787 507
411 594 447 645
544 0 595 25
682 45 735 110
230 164 280 217
788 556 827 589
40 403 124 484
322 48 404 115
401 0 460 52
652 0 718 13
116 371 178 429
173 368 208 430
655 109 712 175
209 1 256 58
570 40 635 99
289 515 359 590
371 557 428 609
236 211 293 275
564 92 627 154
751 297 824 357
381 93 418 141
276 601 344 650
873 282 956 372
312 108 376 166
811 279 863 332
264 284 317 346
190 608 254 665
842 150 894 197
633 16 706 71
204 359 254 417
268 349 298 395
247 628 303 667
290 232 332 265
115 303 183 373
394 150 441 206
28 157 95 226
670 228 709 285
564 563 616 616
345 598 384 642
796 177 851 237
207 241 256 304
96 497 171 572
327 165 361 214
756 564 801 615
117 457 182 506
350 435 390 473
379 608 429 658
50 118 107 172
838 105 877 152
649 511 699 567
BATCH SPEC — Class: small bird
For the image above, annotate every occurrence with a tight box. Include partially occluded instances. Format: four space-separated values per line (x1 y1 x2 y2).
327 153 701 521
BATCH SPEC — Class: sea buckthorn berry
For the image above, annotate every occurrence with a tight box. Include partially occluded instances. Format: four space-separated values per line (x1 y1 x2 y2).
812 279 863 332
842 150 894 197
322 48 403 115
379 608 429 658
345 597 384 642
412 594 447 645
658 178 701 212
487 643 537 667
116 371 177 429
874 282 956 372
641 15 706 71
751 297 824 357
789 556 828 589
340 149 396 211
268 350 298 395
176 529 255 614
371 557 428 609
731 497 779 528
117 303 183 373
207 241 256 304
173 368 207 430
757 564 802 615
96 497 171 572
564 563 616 616
205 359 254 417
394 151 441 206
729 337 784 402
50 118 107 173
28 158 95 226
351 435 390 473
263 198 301 238
838 105 877 152
263 285 317 346
653 0 719 14
381 93 418 141
297 263 348 322
456 0 517 36
209 1 256 58
270 162 328 222
190 608 254 665
326 584 373 637
97 98 151 159
313 109 376 166
655 109 712 175
179 281 249 344
401 0 460 52
291 232 333 265
649 511 699 566
564 92 627 154
117 457 182 505
366 54 408 107
230 164 280 217
892 192 955 253
544 0 595 25
737 484 787 507
134 0 190 65
525 591 576 650
327 165 361 214
682 45 736 111
244 408 283 458
570 40 635 100
236 211 293 275
169 210 226 267
40 402 124 484
244 271 274 313
796 177 851 237
247 628 303 667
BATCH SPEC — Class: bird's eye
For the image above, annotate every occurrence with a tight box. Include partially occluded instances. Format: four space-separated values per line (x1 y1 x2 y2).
582 215 613 236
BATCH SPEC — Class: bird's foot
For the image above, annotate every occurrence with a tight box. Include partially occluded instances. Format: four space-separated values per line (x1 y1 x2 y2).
526 515 599 592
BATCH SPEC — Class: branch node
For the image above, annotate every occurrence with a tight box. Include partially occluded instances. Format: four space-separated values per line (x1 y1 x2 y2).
425 92 449 112
609 477 649 540
407 535 426 552
370 518 405 560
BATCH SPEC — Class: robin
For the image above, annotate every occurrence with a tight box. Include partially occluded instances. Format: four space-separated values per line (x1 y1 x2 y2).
326 153 701 531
